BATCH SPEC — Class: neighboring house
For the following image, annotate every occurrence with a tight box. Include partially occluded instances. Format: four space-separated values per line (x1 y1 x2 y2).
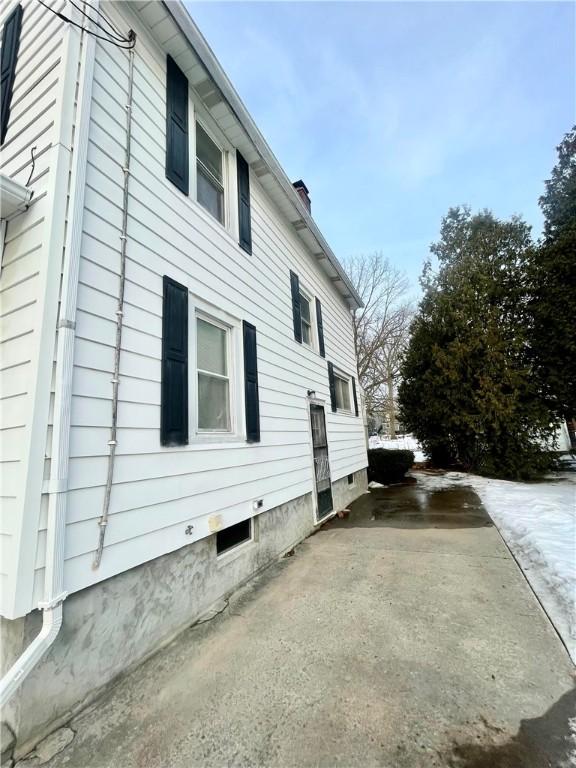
0 0 367 755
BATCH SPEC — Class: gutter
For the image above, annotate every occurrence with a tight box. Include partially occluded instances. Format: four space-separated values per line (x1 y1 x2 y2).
0 19 96 710
0 175 33 219
163 0 363 310
0 176 34 278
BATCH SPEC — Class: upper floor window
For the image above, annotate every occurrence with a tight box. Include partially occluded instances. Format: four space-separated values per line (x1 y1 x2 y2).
196 122 224 224
289 270 325 356
299 290 313 346
165 57 253 252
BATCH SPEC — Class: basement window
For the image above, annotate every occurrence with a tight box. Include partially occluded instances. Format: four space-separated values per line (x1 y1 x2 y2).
216 518 252 555
347 473 354 486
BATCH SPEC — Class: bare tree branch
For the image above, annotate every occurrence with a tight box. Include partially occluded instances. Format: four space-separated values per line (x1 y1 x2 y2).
344 252 413 437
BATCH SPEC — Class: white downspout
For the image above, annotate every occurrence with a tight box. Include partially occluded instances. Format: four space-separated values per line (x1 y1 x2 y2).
0 17 96 709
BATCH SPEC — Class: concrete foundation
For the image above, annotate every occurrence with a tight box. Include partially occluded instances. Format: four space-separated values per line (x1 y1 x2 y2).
1 470 367 759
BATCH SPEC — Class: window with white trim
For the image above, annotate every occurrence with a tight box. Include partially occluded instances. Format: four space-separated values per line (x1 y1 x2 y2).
196 316 231 432
334 371 351 412
300 290 313 347
196 122 225 224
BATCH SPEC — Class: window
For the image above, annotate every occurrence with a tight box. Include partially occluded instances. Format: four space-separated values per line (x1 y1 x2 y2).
216 518 252 555
300 291 313 346
347 473 354 486
161 281 259 444
334 372 351 412
196 122 224 224
196 316 230 431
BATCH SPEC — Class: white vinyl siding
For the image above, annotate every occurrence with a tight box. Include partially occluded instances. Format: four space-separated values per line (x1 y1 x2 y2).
4 0 366 611
0 0 73 617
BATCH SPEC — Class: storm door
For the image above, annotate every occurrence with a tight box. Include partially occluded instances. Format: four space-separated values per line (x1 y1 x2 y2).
309 404 333 520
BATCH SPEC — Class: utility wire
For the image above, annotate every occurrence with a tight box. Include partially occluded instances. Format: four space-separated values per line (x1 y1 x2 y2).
26 146 37 187
36 0 135 48
66 0 128 42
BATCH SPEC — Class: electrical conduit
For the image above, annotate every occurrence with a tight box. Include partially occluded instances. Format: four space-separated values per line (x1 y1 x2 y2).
93 38 135 569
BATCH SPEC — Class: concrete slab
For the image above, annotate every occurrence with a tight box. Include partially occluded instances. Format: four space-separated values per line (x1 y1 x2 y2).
34 479 574 768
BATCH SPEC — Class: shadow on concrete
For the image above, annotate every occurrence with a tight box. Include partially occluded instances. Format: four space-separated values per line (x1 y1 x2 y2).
445 686 576 768
326 484 493 530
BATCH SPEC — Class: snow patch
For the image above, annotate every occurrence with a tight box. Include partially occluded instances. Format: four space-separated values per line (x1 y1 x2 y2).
368 434 427 463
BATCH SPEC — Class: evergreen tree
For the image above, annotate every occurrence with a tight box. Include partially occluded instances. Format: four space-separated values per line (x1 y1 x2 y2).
399 207 556 479
528 126 576 421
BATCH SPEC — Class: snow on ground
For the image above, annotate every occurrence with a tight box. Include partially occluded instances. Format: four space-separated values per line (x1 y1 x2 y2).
369 434 427 463
413 469 576 663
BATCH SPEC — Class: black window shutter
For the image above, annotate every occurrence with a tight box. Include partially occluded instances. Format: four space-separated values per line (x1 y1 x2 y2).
1 4 23 145
161 276 188 445
290 270 302 343
165 55 189 195
352 376 359 416
315 297 325 357
327 362 337 412
237 151 252 254
243 321 260 442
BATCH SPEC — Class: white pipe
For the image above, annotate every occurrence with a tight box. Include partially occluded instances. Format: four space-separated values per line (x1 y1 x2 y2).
0 13 96 710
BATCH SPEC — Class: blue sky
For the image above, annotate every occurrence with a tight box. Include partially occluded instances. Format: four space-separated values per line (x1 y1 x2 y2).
188 1 575 293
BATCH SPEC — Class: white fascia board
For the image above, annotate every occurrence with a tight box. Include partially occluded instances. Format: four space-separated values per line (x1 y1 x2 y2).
162 1 363 310
0 174 33 220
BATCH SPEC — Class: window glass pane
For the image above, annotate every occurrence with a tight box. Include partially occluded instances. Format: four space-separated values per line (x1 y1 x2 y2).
198 373 230 430
335 375 350 411
302 321 311 345
197 318 227 375
197 165 224 223
335 378 342 409
300 293 310 323
342 383 350 411
196 123 222 182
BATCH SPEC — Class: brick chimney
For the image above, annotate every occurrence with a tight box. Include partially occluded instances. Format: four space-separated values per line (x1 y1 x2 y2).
293 180 311 213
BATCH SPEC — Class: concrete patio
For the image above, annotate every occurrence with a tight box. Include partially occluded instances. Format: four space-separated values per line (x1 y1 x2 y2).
25 474 574 768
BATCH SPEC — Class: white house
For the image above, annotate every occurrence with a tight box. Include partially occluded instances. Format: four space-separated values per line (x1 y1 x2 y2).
0 0 367 756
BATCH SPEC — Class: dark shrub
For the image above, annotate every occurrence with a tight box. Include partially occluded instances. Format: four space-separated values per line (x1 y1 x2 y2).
367 448 415 484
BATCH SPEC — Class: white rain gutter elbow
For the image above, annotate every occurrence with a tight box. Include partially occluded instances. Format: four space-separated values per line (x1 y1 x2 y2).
0 600 65 708
0 174 33 220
